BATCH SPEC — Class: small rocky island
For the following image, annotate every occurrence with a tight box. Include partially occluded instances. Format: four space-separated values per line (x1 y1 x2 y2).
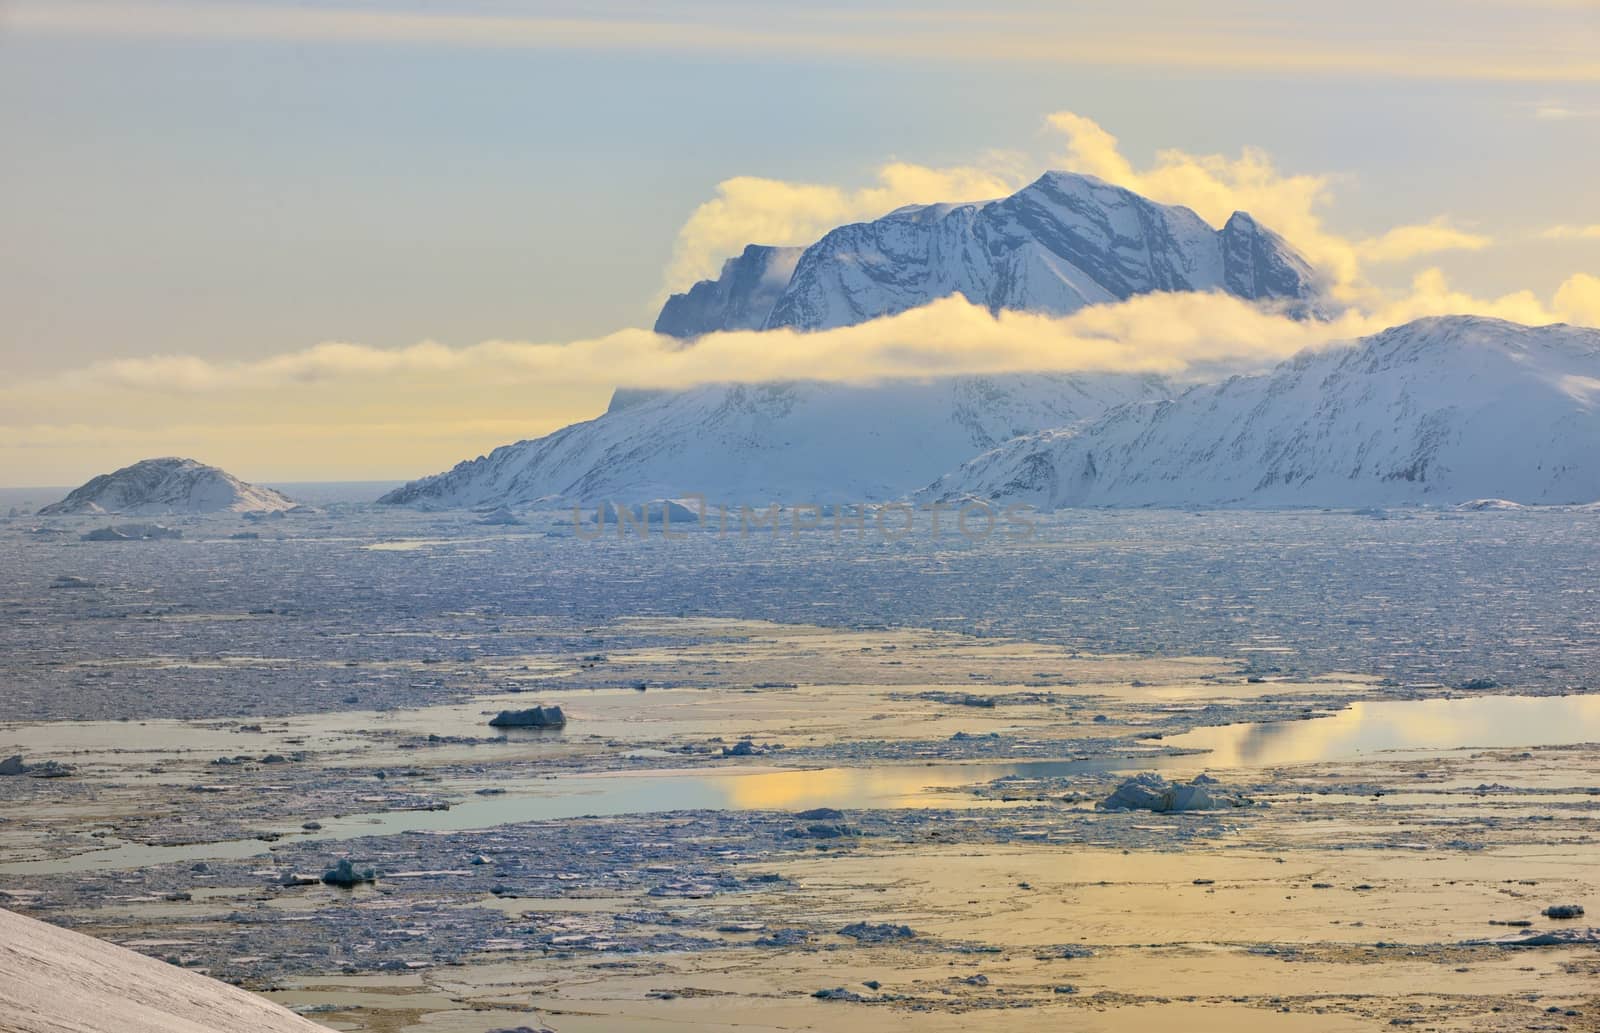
487 705 567 729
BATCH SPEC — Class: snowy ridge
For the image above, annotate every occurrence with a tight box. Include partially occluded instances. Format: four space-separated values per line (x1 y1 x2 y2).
658 171 1323 337
377 374 1172 508
920 317 1600 509
39 457 297 515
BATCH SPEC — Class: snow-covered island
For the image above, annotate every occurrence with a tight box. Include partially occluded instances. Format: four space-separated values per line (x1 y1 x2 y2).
39 457 298 516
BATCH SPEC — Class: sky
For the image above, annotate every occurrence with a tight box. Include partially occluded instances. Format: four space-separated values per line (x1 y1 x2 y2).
1 0 1598 487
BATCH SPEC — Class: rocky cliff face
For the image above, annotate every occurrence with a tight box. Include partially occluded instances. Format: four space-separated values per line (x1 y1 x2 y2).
653 244 804 337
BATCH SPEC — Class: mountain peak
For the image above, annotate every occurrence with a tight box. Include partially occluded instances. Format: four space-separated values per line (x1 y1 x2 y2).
657 171 1325 337
1219 208 1323 307
653 244 805 337
1025 169 1111 190
1020 169 1137 202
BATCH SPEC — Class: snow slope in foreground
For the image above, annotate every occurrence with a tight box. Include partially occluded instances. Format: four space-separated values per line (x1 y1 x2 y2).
0 906 331 1033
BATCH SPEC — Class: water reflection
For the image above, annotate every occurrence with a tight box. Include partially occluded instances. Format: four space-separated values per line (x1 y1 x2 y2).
5 695 1596 876
0 756 1158 875
494 727 566 742
1167 694 1600 767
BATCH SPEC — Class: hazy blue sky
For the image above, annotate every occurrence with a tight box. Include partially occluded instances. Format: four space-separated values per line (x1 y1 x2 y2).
1 1 1597 484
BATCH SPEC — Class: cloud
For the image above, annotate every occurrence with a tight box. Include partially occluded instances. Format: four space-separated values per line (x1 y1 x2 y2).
664 162 1021 290
85 341 467 393
668 111 1493 297
1533 103 1600 120
0 417 539 454
0 290 1356 482
8 270 1598 485
1354 268 1600 329
1540 224 1600 240
1355 221 1492 264
1374 268 1557 326
43 293 1345 401
1043 112 1492 295
24 273 1600 409
10 1 1600 83
1554 273 1600 326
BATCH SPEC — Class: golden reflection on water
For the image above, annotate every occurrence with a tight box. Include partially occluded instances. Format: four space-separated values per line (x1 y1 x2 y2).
1172 694 1600 767
718 764 994 810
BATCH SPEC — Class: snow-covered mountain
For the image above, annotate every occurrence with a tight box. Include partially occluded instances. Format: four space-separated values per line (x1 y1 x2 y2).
656 171 1322 337
384 171 1327 510
39 458 297 515
920 317 1600 509
377 373 1172 508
